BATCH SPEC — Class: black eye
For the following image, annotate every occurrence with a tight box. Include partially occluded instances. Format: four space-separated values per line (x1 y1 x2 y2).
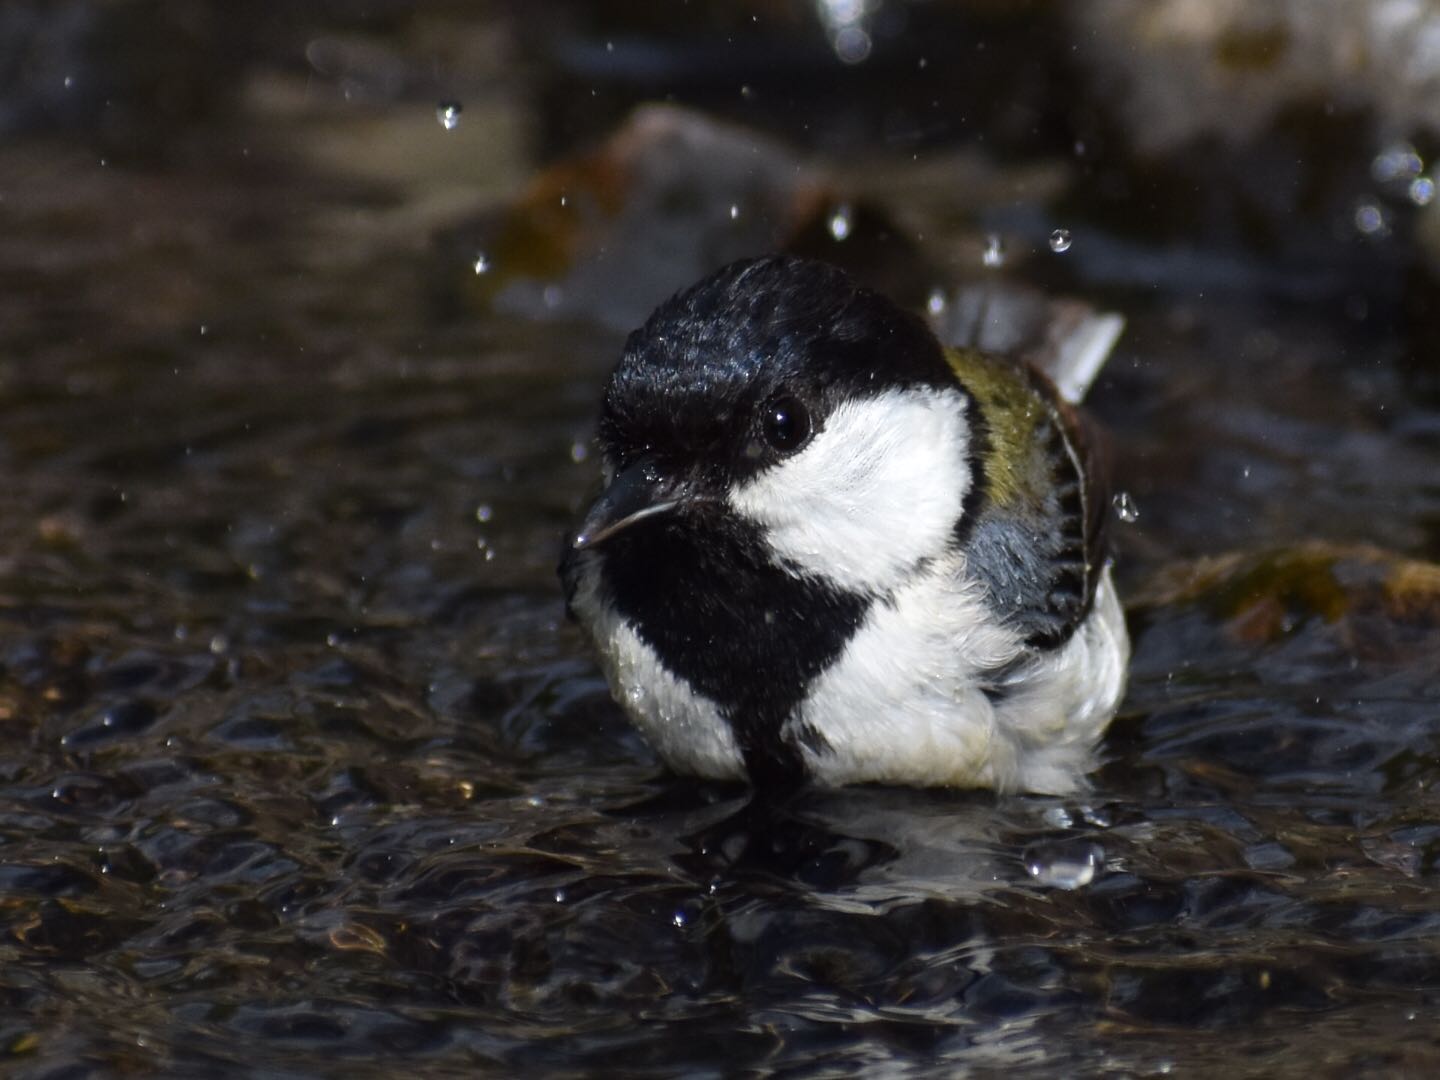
762 395 812 453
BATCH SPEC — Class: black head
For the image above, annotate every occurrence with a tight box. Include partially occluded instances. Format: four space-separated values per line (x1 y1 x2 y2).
597 255 954 487
564 256 962 785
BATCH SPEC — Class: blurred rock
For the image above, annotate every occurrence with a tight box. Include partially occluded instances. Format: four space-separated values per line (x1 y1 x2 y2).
1073 0 1440 155
433 104 930 329
433 104 1124 355
1064 0 1440 264
1055 1 1440 390
432 104 823 328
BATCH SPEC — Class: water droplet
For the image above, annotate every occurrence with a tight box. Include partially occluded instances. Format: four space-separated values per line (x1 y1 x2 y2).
671 910 687 928
1371 141 1423 183
605 40 614 53
471 253 490 274
729 204 740 220
1113 491 1139 523
475 503 493 523
208 634 230 655
833 27 872 64
63 75 75 89
982 233 1005 268
1042 806 1074 828
1048 228 1072 253
542 284 564 309
436 101 462 131
827 203 853 241
1073 139 1086 157
569 440 589 464
926 288 947 316
1354 200 1388 236
1410 176 1436 206
740 84 754 101
1023 839 1103 890
553 888 567 903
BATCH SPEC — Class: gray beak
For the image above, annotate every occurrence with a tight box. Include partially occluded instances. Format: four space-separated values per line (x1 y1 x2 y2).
572 457 684 550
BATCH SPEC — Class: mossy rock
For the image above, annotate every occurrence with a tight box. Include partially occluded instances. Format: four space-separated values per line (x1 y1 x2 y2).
1131 542 1440 655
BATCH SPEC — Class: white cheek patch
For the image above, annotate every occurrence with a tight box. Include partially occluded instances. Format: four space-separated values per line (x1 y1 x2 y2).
729 386 972 595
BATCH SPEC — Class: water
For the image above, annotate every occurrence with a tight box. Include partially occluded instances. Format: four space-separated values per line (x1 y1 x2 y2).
1048 228 1072 253
2 4 1440 1077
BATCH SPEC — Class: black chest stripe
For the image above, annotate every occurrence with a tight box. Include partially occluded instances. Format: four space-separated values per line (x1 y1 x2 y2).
595 515 871 781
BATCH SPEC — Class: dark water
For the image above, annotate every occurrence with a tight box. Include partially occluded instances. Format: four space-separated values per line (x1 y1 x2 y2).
3 5 1440 1077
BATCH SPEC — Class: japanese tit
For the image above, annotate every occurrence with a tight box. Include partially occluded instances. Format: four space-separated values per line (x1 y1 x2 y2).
559 255 1129 794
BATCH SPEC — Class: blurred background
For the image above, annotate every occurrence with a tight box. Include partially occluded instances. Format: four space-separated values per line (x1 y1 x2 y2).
2 1 1440 1075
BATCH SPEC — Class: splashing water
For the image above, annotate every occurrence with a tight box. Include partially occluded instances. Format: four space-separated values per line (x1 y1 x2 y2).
1371 141 1423 184
1354 201 1388 236
1113 491 1140 523
1023 839 1104 890
436 101 462 131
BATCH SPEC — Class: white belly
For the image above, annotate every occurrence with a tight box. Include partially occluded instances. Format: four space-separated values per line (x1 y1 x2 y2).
570 553 1128 794
795 563 1129 794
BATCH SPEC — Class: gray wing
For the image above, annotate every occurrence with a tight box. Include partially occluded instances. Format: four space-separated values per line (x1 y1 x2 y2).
963 370 1112 650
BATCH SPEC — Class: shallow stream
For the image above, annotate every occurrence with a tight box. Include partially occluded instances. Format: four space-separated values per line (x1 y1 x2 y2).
2 4 1440 1076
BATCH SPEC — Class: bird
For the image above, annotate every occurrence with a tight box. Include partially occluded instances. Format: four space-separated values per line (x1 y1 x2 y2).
558 255 1129 795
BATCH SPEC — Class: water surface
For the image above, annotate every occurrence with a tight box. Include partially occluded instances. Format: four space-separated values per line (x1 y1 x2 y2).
2 5 1440 1076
